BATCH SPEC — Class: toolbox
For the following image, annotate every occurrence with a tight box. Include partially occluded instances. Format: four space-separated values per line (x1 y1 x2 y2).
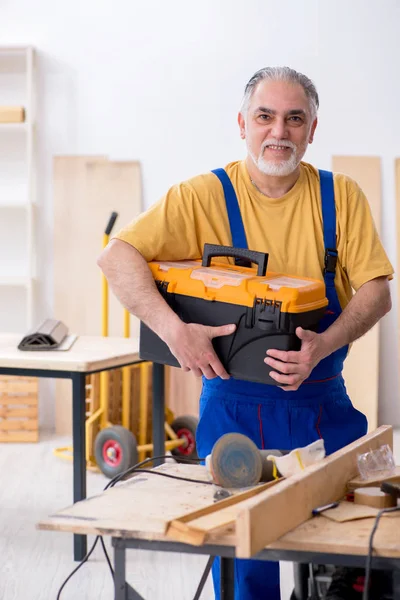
140 244 328 385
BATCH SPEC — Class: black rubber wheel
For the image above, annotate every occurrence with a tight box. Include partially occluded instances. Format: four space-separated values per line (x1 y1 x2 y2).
170 415 199 462
94 425 138 479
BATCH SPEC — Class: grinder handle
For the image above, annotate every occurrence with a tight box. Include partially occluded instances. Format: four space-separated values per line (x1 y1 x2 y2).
202 244 269 276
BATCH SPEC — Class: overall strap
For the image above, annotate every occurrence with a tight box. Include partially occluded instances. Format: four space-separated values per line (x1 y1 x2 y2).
319 169 338 285
212 168 248 250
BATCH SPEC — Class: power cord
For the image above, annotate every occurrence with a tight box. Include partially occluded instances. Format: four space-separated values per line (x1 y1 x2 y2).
362 504 400 600
56 454 208 599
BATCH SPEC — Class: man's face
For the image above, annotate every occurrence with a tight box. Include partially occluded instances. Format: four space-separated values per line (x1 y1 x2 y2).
238 79 318 177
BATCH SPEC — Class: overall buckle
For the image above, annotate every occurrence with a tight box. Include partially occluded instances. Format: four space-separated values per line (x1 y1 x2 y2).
324 248 338 274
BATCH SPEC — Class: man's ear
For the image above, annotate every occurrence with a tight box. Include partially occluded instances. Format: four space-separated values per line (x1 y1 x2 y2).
238 112 246 139
309 117 318 144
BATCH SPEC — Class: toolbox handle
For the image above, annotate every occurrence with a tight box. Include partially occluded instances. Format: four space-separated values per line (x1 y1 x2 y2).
202 244 268 276
104 211 119 235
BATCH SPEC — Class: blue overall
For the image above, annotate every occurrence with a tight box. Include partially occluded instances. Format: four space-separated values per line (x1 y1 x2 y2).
196 169 368 600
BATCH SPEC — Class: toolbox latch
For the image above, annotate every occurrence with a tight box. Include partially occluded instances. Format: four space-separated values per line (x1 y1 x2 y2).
324 248 338 274
254 299 282 331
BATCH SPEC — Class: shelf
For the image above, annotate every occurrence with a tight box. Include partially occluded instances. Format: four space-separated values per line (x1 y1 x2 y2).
0 122 28 132
0 202 35 209
0 276 32 287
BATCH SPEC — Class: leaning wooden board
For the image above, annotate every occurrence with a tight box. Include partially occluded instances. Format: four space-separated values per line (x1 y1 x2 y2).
332 156 382 431
53 157 142 434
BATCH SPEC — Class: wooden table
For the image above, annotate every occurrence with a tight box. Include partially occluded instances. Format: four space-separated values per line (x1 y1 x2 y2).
0 334 166 562
38 463 400 599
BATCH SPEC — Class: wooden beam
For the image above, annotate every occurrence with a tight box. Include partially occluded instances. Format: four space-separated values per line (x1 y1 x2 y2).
235 425 392 558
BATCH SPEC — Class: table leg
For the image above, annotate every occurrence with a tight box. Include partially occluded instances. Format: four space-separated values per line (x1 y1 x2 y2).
114 539 146 600
152 363 165 467
72 372 87 561
220 557 235 599
393 569 400 599
114 540 127 600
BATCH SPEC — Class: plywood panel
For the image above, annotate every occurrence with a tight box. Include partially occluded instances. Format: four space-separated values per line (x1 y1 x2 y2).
165 367 201 419
395 160 400 421
53 157 142 434
332 156 382 430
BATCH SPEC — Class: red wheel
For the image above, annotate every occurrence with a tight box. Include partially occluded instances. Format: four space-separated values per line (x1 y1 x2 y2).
170 416 199 462
94 426 138 479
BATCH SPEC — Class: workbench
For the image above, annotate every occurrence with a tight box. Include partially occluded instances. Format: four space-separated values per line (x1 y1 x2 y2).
38 461 400 600
0 334 166 562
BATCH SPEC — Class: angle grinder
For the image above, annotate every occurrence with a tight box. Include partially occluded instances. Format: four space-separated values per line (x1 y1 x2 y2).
206 432 288 488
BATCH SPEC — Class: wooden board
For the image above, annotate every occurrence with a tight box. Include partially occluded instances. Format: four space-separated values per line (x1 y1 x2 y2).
347 465 400 491
166 479 280 546
38 463 227 539
268 510 400 557
234 425 392 557
165 367 202 418
332 156 382 431
320 501 380 522
53 157 142 434
395 159 400 424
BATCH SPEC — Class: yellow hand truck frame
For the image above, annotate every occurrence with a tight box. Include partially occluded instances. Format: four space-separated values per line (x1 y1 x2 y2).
54 212 198 478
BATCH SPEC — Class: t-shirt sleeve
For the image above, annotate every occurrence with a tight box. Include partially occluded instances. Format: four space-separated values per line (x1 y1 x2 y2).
114 182 203 262
341 183 394 291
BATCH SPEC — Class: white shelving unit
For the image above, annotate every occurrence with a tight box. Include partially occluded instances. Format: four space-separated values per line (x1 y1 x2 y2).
0 46 36 333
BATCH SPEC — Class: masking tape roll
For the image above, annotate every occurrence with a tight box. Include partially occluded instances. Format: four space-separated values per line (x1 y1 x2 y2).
354 486 397 509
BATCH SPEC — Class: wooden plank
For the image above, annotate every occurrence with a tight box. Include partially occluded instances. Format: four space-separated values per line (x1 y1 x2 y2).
0 419 38 431
347 465 400 491
53 157 142 434
332 156 382 431
269 510 400 557
0 431 38 442
234 425 392 558
0 407 37 418
167 479 279 545
0 395 38 405
165 367 201 419
38 464 221 538
0 380 38 394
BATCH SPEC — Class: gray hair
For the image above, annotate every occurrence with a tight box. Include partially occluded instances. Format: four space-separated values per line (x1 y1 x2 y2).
240 67 319 120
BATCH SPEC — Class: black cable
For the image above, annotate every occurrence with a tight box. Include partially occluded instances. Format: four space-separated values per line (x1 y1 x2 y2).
56 454 207 598
115 468 215 486
100 536 114 578
192 556 215 600
56 536 100 599
362 505 400 600
105 454 204 490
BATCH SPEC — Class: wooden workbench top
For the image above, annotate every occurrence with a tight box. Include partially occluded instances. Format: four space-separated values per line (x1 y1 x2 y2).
0 334 140 372
38 462 400 559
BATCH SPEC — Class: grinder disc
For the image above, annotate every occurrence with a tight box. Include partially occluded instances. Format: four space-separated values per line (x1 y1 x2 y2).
210 433 262 488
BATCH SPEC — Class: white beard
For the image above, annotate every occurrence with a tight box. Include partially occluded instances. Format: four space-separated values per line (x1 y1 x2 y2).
248 138 307 177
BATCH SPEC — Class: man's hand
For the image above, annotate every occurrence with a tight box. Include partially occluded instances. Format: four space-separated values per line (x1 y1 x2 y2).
264 327 328 391
163 322 236 379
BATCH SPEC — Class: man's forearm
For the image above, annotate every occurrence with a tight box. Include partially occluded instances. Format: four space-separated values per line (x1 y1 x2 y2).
97 239 182 341
320 276 392 358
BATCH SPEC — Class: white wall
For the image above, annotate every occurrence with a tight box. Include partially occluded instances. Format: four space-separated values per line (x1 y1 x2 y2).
0 0 399 428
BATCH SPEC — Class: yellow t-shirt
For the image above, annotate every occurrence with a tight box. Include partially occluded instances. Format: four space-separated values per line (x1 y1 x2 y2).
116 160 394 309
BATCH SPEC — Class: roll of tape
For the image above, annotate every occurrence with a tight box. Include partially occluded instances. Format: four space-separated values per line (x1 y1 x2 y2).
354 486 397 509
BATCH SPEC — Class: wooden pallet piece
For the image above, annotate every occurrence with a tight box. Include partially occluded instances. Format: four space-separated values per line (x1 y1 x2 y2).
0 375 39 442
